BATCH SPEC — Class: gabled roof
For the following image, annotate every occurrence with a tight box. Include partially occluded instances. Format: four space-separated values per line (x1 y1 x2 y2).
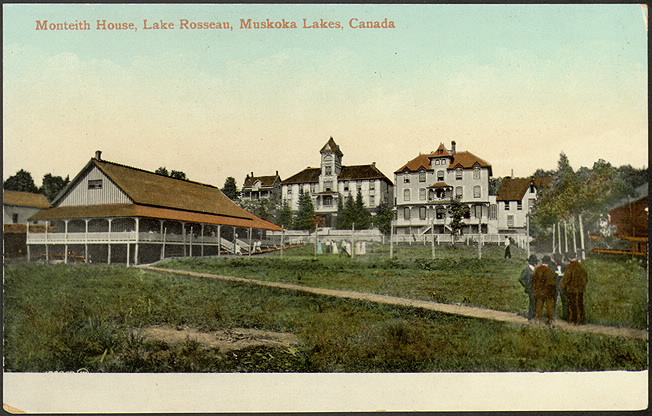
496 177 553 201
339 164 392 184
320 137 343 157
3 190 51 208
395 154 434 173
41 157 283 230
282 167 321 185
428 181 452 188
448 151 492 172
243 174 279 188
432 143 452 158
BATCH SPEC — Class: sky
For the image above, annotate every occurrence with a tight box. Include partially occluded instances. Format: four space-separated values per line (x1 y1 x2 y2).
3 4 648 190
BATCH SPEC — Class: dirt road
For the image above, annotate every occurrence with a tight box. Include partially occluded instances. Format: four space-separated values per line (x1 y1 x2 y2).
140 265 648 341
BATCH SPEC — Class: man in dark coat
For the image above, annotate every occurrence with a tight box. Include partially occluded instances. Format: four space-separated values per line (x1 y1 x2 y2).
532 255 557 324
562 252 589 325
518 254 538 320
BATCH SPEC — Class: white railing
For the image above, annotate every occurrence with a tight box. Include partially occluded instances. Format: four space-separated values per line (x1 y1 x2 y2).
390 233 530 248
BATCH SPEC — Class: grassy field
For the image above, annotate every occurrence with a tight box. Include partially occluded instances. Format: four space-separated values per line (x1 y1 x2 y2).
3 244 647 373
161 243 648 329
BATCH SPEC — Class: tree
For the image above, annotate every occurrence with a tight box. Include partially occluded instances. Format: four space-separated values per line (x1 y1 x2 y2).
447 198 465 239
352 190 372 229
40 173 70 201
337 194 355 229
292 190 315 230
221 177 239 200
373 200 394 235
488 177 503 196
239 198 279 224
156 167 187 180
276 201 294 229
170 170 187 180
4 169 39 193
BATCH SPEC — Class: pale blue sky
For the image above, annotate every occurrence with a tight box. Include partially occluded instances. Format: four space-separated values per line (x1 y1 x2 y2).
3 4 647 187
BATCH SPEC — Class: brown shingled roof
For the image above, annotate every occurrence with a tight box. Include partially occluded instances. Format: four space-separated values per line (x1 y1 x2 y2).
339 165 392 184
395 154 434 173
448 151 492 170
428 181 452 188
3 190 51 208
281 168 321 185
496 177 553 201
30 203 283 231
92 159 252 220
243 175 279 188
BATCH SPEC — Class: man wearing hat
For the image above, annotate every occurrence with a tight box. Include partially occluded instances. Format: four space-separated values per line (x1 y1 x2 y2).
532 255 557 325
562 252 589 325
518 254 538 320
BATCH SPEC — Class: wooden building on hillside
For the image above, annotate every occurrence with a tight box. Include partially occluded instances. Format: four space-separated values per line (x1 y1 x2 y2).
27 151 283 265
601 184 648 257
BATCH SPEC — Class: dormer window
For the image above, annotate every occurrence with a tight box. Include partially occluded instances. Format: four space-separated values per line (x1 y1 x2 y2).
473 166 481 179
419 170 426 182
88 179 103 189
455 168 463 180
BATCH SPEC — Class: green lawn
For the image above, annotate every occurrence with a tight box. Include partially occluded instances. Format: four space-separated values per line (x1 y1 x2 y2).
161 243 648 329
3 245 647 373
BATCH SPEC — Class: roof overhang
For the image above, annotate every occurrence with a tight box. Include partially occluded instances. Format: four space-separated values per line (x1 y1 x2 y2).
29 203 283 231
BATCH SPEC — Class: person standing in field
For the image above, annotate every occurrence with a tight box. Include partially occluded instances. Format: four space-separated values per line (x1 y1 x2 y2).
532 255 557 325
518 254 538 320
504 236 511 259
562 252 589 325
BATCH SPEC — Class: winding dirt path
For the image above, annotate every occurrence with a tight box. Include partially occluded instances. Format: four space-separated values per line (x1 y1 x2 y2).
139 265 648 341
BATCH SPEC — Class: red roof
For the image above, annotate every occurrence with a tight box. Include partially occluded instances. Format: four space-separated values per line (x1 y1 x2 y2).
243 174 279 188
428 181 452 188
395 147 492 175
448 151 491 171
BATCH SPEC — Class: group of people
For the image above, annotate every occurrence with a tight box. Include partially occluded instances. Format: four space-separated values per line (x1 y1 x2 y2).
518 251 588 325
315 240 368 256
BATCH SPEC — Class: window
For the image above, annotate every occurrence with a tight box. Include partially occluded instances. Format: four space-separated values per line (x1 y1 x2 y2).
287 186 292 195
507 215 514 227
403 189 411 201
489 204 497 220
404 207 411 220
323 196 333 207
529 185 536 193
369 195 375 207
324 181 333 192
455 186 463 199
344 182 349 192
419 170 426 182
310 183 316 193
473 185 481 198
473 166 481 179
12 213 19 224
437 170 444 181
325 165 332 175
504 201 510 211
88 179 102 189
419 206 427 220
436 206 446 219
419 188 426 201
369 180 375 190
517 201 523 210
404 175 410 183
456 168 463 180
463 206 471 219
474 205 482 219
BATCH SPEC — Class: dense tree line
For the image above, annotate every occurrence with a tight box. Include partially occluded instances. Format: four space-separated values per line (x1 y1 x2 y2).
4 169 70 202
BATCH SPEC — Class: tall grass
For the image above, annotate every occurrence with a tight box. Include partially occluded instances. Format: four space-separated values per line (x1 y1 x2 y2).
3 261 647 373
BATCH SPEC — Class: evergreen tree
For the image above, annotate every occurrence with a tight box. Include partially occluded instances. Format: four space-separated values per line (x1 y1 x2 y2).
335 198 345 229
293 190 315 230
276 201 294 229
353 190 372 229
221 177 240 200
155 167 169 176
373 200 394 235
40 173 70 201
337 194 355 229
4 169 39 193
170 170 187 180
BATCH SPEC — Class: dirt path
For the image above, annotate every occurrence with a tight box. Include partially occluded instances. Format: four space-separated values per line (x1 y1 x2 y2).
139 265 648 341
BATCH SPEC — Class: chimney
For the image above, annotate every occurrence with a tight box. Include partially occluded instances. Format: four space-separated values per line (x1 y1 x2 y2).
95 150 102 160
451 141 456 155
275 170 279 177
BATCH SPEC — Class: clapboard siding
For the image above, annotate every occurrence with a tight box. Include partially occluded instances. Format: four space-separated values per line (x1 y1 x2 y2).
59 166 131 206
